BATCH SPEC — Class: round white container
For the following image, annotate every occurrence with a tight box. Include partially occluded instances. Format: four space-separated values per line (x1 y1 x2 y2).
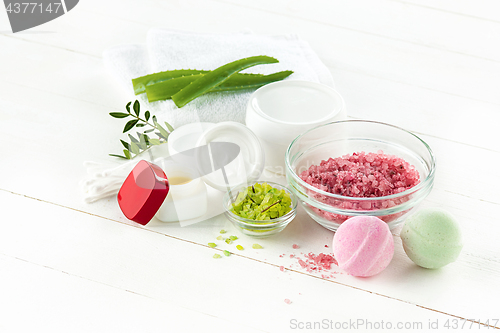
153 158 208 223
196 121 265 192
246 80 346 174
168 122 215 156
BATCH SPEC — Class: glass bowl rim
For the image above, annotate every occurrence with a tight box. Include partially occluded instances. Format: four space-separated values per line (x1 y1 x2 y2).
285 119 436 202
222 181 298 228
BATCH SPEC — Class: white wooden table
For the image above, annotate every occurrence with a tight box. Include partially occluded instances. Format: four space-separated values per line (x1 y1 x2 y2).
1 1 499 332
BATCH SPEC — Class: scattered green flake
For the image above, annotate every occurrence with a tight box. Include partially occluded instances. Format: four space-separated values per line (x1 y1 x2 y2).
223 250 231 257
208 243 217 248
220 229 227 234
225 239 232 244
236 245 244 251
216 235 224 240
252 244 263 249
229 236 238 241
213 254 222 259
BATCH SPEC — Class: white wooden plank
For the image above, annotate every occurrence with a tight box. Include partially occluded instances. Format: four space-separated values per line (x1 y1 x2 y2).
0 24 498 153
141 175 500 323
0 191 472 332
333 68 500 153
0 37 119 109
0 255 264 333
0 1 8 32
1 0 499 106
0 3 149 58
220 0 500 62
396 0 500 23
0 0 499 328
0 76 499 322
89 0 500 105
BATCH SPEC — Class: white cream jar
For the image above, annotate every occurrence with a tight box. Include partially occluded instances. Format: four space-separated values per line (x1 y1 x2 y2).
246 80 346 174
153 162 208 222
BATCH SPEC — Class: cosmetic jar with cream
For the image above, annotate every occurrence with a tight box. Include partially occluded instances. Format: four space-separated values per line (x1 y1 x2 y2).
152 161 208 222
246 80 346 174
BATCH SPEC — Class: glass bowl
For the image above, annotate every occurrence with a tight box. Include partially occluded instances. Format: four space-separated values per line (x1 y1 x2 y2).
223 181 298 238
285 120 436 231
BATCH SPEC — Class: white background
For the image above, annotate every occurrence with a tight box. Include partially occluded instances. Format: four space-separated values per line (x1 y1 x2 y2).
1 0 499 332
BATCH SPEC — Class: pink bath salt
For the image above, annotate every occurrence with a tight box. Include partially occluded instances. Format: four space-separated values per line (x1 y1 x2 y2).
279 266 285 272
299 151 420 224
284 299 292 304
300 151 419 198
292 244 300 249
292 252 338 275
333 216 394 277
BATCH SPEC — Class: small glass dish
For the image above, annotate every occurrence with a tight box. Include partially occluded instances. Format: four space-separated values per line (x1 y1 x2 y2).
285 120 436 231
223 181 298 238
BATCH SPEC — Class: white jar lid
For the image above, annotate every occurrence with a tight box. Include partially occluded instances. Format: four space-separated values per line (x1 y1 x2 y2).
196 122 265 192
246 80 346 146
167 122 216 156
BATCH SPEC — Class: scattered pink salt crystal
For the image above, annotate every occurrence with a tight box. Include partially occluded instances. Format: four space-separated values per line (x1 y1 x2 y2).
293 252 338 276
279 266 285 272
284 299 292 305
292 244 300 249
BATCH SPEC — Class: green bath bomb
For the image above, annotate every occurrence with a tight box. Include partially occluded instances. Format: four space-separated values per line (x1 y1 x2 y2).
401 208 463 269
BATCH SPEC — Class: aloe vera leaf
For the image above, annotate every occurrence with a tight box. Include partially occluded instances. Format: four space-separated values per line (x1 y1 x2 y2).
145 73 254 102
172 56 279 108
146 74 204 102
145 70 293 102
132 69 208 95
212 70 293 91
133 69 275 95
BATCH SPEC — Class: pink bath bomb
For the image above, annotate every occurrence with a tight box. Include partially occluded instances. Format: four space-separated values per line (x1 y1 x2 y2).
333 216 394 277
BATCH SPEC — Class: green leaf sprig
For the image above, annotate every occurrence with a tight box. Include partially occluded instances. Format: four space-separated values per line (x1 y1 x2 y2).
109 100 174 159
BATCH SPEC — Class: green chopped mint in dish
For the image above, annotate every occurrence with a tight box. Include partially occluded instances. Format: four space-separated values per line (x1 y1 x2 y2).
230 182 292 220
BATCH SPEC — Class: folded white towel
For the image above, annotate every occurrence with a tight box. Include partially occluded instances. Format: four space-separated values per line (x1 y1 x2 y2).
103 28 334 128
